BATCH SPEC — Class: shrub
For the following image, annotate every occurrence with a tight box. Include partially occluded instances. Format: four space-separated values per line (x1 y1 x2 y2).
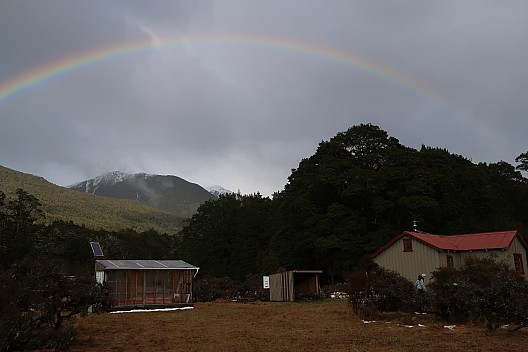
0 258 109 351
345 263 415 320
193 274 269 302
429 257 528 330
427 266 469 322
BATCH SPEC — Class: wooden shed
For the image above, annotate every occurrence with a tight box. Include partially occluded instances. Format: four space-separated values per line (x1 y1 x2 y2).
268 270 323 302
95 259 199 310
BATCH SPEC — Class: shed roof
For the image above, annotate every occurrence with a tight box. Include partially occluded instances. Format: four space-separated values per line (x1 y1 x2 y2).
268 270 323 278
96 259 199 270
372 230 526 258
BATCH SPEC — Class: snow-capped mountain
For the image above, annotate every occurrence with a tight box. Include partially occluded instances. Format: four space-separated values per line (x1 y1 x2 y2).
68 171 138 193
205 185 234 197
68 171 217 218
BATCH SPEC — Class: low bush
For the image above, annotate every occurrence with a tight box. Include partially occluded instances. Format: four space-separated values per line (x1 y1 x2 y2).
0 258 109 351
193 274 267 302
344 263 415 320
429 257 528 330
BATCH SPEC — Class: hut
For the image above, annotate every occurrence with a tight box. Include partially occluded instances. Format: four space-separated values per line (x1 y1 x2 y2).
95 259 199 310
372 230 528 284
268 270 323 302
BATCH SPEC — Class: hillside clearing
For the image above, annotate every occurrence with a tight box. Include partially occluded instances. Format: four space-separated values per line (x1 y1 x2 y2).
71 300 528 352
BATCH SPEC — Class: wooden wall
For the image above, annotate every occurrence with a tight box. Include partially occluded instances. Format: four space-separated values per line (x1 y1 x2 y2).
102 269 194 307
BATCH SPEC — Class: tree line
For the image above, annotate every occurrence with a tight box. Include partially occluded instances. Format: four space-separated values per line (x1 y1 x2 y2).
181 124 528 282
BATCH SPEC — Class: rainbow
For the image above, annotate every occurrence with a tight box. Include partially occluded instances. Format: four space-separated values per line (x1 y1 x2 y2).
0 33 445 105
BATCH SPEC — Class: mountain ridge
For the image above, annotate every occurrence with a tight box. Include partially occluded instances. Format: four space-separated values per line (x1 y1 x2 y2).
0 165 183 233
68 171 217 218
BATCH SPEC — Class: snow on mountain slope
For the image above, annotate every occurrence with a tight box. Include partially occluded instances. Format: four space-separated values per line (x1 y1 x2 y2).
69 171 134 193
68 171 220 218
204 185 233 197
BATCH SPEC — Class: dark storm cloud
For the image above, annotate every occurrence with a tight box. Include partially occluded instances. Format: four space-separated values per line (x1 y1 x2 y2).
1 1 527 195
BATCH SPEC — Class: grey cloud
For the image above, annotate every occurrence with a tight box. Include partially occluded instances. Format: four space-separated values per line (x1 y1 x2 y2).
1 1 527 196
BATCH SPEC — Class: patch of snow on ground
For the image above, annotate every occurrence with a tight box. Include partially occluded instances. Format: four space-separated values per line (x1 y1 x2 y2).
330 292 349 299
110 307 193 314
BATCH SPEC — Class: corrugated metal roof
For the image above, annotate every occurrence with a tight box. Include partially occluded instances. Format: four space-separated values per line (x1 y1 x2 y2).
96 259 199 270
291 270 323 274
372 230 525 257
410 230 519 251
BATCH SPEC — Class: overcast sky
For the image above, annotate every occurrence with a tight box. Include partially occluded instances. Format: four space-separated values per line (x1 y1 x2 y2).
1 1 527 196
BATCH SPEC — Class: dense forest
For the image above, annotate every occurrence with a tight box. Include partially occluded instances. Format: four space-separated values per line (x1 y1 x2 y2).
181 124 528 282
2 124 528 282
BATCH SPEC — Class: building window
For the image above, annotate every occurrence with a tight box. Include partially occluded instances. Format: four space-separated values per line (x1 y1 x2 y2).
446 255 454 268
514 254 525 274
403 238 413 252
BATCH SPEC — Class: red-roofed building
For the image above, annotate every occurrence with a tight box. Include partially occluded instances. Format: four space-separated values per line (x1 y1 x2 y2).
372 230 528 284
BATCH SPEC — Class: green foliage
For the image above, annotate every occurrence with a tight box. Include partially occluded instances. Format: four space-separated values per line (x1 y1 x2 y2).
346 258 528 331
176 123 528 283
0 188 46 266
0 192 107 350
180 193 274 280
0 258 109 351
96 227 179 260
345 261 415 320
515 151 528 173
193 274 266 302
429 257 528 330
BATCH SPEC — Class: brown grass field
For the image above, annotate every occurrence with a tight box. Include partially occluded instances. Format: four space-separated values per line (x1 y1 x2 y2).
71 299 528 352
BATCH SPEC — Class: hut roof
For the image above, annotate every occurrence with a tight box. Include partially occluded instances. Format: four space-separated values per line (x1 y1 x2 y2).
372 230 527 258
96 259 199 270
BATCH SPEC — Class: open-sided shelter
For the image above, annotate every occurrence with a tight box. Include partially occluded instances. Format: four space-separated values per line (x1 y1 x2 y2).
269 270 323 302
95 259 199 310
372 230 528 284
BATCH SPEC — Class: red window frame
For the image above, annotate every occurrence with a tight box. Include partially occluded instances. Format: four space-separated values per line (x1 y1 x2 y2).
514 253 525 274
403 238 413 252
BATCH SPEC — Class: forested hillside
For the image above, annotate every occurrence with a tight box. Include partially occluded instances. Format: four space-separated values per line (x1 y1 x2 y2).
180 124 528 281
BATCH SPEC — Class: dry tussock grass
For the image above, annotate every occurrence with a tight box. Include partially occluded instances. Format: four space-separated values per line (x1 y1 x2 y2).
71 300 528 352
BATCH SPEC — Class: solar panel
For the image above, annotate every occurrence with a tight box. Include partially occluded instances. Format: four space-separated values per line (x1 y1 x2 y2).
90 242 104 257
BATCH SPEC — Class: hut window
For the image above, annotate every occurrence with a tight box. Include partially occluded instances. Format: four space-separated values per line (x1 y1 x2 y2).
514 254 524 274
446 255 454 268
403 238 413 252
